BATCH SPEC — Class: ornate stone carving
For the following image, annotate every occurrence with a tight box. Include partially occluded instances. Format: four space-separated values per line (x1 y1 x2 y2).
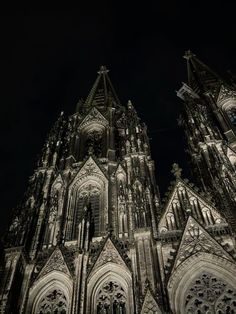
141 289 162 314
78 183 100 199
78 157 106 178
217 84 236 103
37 248 71 279
172 217 232 270
96 281 126 313
78 107 108 130
185 272 236 313
90 238 127 275
37 289 68 314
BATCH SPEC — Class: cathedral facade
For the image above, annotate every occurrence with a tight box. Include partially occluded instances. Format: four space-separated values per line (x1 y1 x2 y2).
0 53 236 313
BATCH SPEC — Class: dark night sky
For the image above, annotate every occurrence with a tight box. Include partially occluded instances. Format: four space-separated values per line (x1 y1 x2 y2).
1 2 236 235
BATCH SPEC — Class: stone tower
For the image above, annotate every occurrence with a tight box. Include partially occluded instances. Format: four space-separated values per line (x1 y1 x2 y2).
1 61 236 314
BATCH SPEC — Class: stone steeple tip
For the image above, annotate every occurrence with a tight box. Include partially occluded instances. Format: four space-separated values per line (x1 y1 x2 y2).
97 65 109 75
183 50 222 93
183 50 196 60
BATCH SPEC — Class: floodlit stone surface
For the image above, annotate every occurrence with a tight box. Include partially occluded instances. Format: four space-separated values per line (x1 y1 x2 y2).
1 60 236 313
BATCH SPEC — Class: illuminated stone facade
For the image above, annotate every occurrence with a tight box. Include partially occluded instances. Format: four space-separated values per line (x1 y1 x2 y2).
1 56 236 313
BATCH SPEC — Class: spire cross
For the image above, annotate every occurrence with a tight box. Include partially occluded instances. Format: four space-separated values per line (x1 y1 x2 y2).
183 50 196 60
97 65 109 75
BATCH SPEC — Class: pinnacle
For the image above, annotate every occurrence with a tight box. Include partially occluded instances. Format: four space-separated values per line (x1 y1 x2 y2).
171 163 182 179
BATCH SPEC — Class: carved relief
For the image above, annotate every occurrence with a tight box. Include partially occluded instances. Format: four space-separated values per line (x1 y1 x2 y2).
141 289 162 314
172 217 232 270
78 157 106 178
90 239 127 275
37 248 71 280
78 107 108 130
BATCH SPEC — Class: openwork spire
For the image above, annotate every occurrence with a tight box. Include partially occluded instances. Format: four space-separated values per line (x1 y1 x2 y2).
84 65 121 108
183 50 222 94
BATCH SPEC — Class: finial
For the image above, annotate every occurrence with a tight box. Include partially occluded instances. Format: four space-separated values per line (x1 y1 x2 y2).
183 50 196 60
97 65 109 75
127 100 133 109
171 163 182 179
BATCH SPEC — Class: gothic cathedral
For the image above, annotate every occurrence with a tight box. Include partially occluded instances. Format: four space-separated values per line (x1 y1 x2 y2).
1 52 236 313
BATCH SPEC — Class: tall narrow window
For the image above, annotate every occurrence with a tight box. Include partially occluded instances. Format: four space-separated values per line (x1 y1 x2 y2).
90 191 100 237
73 184 101 239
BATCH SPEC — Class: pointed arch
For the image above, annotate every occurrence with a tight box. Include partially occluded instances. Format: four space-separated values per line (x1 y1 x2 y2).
87 263 134 314
27 271 73 313
168 252 236 313
76 108 109 159
65 157 108 241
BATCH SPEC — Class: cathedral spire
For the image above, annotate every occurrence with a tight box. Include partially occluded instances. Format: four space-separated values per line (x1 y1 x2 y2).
183 50 222 94
83 65 121 109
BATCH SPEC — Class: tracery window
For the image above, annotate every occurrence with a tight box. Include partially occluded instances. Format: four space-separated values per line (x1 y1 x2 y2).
96 281 127 314
37 289 68 314
85 129 103 157
185 272 236 313
73 183 101 238
226 107 236 126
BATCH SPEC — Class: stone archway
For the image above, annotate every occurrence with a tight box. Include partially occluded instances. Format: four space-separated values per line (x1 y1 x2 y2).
26 271 73 314
167 253 236 313
87 263 134 314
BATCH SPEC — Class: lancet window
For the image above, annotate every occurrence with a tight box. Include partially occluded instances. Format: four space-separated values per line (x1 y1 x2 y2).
37 289 68 314
96 281 127 314
73 183 101 239
185 272 236 313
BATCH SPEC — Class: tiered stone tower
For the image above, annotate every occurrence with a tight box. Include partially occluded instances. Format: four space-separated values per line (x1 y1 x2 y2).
1 60 236 313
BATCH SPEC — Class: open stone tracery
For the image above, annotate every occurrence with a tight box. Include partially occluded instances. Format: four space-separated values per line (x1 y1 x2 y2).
37 289 68 314
185 273 236 314
96 281 126 314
